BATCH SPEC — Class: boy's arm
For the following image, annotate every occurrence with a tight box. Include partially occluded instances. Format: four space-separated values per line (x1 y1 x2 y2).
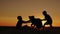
26 20 31 23
22 20 31 23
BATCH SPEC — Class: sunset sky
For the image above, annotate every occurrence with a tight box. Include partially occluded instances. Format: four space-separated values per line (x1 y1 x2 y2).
0 0 60 27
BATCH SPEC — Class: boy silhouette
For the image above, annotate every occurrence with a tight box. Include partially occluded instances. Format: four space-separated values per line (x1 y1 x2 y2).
28 16 42 29
16 16 27 30
42 11 53 28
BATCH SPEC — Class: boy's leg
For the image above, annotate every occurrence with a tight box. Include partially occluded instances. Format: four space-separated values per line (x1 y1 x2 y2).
50 24 53 29
44 23 47 28
43 22 48 30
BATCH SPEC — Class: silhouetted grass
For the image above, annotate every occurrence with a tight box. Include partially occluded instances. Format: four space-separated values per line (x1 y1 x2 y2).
0 26 60 34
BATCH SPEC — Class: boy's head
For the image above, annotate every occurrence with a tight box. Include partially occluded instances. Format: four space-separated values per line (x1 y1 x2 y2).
17 16 22 20
29 16 35 20
43 10 47 15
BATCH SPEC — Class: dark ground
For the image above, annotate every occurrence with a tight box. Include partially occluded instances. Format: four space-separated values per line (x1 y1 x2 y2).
0 26 60 34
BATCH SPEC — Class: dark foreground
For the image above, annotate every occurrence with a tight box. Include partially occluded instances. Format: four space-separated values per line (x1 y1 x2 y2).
0 26 60 34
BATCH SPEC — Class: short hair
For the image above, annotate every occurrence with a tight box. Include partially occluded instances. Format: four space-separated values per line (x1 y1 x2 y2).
29 16 34 18
17 16 22 19
43 11 47 14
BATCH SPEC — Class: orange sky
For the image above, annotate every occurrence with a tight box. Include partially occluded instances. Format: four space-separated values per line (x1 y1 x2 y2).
0 0 60 27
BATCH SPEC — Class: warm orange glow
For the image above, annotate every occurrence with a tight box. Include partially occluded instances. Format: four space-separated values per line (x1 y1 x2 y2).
0 0 60 27
0 15 60 27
